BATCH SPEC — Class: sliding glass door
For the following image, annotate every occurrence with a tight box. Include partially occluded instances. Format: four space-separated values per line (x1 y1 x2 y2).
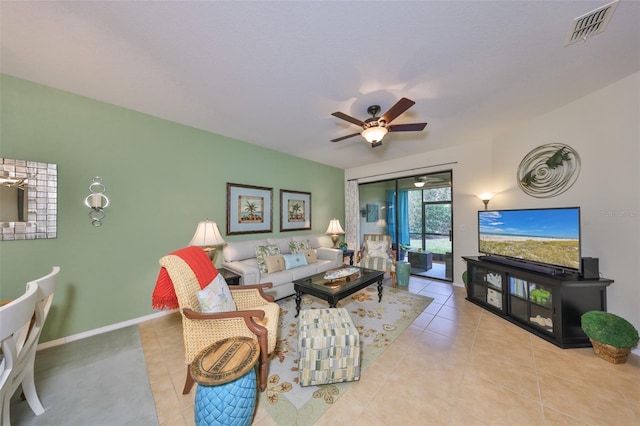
358 170 453 282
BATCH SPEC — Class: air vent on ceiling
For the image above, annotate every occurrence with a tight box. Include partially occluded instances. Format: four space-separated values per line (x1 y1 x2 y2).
564 0 619 46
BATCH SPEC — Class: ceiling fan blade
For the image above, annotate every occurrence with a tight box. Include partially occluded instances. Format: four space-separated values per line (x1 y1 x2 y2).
388 122 428 132
331 112 366 127
380 97 415 124
331 132 361 143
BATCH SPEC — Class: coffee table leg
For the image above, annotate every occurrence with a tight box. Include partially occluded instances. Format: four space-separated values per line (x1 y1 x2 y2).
295 290 302 317
377 278 383 302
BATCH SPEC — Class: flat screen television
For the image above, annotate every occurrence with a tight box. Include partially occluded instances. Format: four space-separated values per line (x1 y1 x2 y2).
478 207 581 273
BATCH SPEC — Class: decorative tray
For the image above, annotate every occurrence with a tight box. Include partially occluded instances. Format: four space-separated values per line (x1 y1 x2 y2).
323 267 360 284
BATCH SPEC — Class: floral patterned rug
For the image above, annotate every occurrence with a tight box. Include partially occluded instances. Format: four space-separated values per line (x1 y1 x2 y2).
258 286 433 425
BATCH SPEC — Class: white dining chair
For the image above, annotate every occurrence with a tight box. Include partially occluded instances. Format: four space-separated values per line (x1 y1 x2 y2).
0 281 39 426
0 266 59 426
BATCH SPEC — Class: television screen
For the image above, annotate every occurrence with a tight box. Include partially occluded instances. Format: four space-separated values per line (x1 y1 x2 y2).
478 207 580 271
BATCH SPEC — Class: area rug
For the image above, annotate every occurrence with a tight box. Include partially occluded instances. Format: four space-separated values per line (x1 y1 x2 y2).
259 286 433 425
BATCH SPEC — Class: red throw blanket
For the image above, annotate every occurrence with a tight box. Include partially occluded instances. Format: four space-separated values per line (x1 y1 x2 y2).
152 246 218 310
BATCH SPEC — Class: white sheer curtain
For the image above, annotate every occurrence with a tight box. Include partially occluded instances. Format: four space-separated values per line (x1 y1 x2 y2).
344 180 360 252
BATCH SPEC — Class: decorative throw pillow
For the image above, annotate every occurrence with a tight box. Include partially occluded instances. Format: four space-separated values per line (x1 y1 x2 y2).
367 240 389 258
196 274 237 313
289 239 311 254
264 254 285 273
303 249 317 264
255 244 280 273
283 253 308 270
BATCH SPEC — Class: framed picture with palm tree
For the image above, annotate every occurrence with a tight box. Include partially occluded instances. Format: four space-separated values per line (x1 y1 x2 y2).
280 189 311 231
226 182 273 235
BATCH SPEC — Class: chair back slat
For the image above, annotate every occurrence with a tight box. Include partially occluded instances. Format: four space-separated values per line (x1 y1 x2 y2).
0 281 39 423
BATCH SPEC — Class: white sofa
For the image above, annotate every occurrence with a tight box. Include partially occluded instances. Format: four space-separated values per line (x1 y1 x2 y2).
221 234 343 300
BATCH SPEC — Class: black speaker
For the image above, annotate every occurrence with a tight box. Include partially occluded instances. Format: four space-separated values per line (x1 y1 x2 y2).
581 257 599 279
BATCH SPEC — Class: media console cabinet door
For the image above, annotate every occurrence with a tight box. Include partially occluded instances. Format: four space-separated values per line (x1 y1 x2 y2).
462 256 613 348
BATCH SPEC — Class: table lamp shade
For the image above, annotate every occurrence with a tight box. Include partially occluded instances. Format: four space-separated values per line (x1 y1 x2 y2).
325 219 345 236
189 221 226 247
325 219 344 249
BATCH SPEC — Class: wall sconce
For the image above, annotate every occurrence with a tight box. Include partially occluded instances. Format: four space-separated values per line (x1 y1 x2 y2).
189 219 226 262
84 177 109 227
477 193 495 210
325 218 345 248
360 208 367 217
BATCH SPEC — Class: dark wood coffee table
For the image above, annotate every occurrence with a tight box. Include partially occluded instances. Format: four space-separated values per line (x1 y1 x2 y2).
293 266 385 317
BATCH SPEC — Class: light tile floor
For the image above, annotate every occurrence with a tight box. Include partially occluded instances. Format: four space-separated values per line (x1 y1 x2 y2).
138 276 640 425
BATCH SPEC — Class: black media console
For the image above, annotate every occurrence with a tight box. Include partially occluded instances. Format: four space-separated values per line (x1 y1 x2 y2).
463 256 614 348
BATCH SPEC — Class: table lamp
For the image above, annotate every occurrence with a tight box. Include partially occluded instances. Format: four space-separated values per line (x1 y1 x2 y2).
189 220 226 262
325 218 345 249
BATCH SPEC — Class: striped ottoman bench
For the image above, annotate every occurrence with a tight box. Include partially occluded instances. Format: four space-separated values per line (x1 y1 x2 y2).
298 308 360 387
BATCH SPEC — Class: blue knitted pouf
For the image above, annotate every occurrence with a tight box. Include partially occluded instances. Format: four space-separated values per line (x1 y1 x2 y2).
194 368 257 426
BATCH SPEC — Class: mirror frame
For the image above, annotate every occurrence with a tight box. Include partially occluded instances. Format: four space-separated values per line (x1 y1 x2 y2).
0 158 57 240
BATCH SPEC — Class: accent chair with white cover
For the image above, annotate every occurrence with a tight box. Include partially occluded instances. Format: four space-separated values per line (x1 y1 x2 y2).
356 234 397 287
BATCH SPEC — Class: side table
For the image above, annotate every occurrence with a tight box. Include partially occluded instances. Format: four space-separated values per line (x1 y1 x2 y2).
342 249 355 265
190 337 260 426
218 267 241 285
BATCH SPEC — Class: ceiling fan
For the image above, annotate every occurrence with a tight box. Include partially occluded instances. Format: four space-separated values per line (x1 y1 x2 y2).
331 97 427 148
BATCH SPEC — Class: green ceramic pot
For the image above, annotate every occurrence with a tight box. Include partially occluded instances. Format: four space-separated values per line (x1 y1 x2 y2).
396 261 410 286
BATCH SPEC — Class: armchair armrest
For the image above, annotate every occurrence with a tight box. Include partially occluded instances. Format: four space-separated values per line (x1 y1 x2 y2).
231 283 275 303
356 246 366 263
182 307 268 337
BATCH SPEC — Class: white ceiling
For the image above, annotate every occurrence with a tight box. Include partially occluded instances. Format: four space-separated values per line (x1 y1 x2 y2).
2 1 638 170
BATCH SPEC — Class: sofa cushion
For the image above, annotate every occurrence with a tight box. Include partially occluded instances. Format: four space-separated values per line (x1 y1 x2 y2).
224 238 268 262
291 235 322 248
256 244 281 273
263 269 294 286
303 249 318 264
196 274 237 313
267 237 293 255
289 239 311 254
283 253 308 270
265 254 285 273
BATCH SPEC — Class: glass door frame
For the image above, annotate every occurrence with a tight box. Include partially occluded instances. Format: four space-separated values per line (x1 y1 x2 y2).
357 169 453 282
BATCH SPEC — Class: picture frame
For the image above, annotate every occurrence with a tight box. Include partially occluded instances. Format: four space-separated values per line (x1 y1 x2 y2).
366 204 379 222
280 189 311 231
226 183 273 235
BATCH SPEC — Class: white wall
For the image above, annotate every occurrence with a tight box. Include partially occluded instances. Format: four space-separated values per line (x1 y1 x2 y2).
346 71 640 336
492 72 640 334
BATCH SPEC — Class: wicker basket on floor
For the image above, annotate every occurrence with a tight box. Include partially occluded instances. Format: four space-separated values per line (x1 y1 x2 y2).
590 339 631 364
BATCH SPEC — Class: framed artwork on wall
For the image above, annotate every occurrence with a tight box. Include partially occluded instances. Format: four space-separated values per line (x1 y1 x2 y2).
280 189 311 231
366 204 378 222
226 183 273 235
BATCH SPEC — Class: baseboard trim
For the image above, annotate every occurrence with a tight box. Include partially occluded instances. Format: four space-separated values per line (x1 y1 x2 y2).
37 309 177 351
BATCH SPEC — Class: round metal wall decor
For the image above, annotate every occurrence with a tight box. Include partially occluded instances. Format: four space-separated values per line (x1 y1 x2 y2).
517 143 581 198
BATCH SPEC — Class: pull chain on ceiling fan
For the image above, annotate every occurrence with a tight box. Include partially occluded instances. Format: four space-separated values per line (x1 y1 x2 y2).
331 98 427 148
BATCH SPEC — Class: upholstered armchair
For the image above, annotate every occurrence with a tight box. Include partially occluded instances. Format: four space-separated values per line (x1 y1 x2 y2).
356 234 397 287
158 251 279 393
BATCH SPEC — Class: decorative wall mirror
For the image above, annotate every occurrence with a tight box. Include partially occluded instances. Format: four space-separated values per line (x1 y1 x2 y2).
0 158 57 240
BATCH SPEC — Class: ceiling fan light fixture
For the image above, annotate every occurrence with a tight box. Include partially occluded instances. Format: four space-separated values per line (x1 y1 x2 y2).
362 126 388 143
414 181 425 188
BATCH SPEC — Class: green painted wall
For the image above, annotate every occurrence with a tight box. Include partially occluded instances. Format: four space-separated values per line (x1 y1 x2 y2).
0 74 345 342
